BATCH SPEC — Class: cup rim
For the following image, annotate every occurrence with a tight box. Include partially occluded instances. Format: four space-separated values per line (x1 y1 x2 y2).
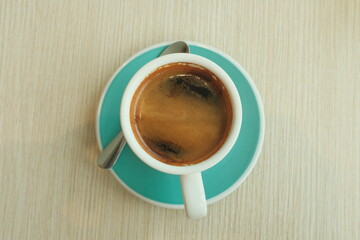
120 53 242 175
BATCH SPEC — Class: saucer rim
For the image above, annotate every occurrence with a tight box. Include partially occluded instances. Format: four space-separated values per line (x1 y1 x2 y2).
95 41 265 209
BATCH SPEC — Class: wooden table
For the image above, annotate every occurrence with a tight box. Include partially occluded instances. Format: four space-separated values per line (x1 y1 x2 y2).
1 0 359 239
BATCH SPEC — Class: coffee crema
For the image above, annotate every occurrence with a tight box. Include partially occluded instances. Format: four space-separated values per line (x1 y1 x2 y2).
130 62 233 166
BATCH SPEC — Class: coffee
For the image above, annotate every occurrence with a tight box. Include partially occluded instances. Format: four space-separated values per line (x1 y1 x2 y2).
130 62 233 166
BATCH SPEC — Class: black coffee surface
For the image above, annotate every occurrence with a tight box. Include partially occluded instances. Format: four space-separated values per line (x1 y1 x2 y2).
130 63 233 166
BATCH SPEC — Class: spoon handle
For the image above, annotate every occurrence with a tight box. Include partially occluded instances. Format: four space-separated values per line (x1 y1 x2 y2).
97 131 126 169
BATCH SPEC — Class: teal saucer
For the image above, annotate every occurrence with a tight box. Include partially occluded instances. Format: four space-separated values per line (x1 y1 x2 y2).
96 41 265 208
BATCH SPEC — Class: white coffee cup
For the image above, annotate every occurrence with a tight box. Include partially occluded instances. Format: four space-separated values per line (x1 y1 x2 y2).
120 53 242 218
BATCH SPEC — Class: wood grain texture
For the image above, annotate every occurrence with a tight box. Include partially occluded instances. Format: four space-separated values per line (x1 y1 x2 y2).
1 0 359 239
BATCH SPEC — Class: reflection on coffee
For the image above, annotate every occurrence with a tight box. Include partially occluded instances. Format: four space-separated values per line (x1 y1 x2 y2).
130 62 233 166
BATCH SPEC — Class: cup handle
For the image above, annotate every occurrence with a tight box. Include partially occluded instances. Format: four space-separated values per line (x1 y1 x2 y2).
180 172 207 219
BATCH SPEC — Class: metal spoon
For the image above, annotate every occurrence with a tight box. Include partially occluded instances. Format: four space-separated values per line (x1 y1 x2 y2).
97 41 190 169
